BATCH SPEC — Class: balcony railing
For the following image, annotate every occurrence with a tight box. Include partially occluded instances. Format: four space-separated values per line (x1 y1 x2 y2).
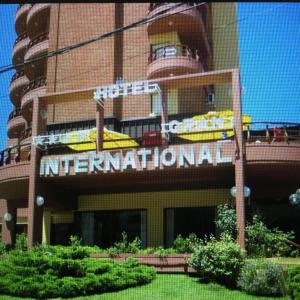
28 32 49 49
0 143 31 167
149 44 200 63
14 32 28 47
244 122 300 144
20 127 32 141
148 3 196 13
22 76 47 97
10 70 25 84
7 108 22 122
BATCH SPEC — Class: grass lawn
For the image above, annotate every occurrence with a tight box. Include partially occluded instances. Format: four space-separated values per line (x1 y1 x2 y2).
0 274 289 300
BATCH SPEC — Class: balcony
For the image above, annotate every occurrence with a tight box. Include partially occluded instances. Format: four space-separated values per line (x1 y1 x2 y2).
12 32 30 67
15 4 31 36
7 109 26 139
21 77 47 120
147 45 203 79
27 4 51 39
20 127 33 146
24 32 49 80
9 70 29 106
0 144 30 200
147 3 202 36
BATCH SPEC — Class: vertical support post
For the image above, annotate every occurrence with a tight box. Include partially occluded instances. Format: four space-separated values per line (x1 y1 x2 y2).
0 199 16 245
161 89 169 146
42 209 51 245
232 69 245 249
96 102 104 152
27 97 44 248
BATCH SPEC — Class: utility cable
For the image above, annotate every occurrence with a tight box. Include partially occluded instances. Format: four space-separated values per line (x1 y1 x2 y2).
0 2 206 74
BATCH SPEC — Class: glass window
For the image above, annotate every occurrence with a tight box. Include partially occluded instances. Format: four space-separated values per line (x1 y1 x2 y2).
164 207 215 247
151 89 178 115
77 210 147 248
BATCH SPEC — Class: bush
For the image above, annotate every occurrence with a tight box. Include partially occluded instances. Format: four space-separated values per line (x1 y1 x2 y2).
15 233 27 252
0 248 155 298
286 265 300 300
173 233 200 253
107 232 142 256
237 260 286 296
246 215 296 257
189 233 245 287
215 204 297 257
215 204 237 239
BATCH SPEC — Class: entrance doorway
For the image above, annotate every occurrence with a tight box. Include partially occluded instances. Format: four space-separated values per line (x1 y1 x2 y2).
164 206 215 247
76 210 147 248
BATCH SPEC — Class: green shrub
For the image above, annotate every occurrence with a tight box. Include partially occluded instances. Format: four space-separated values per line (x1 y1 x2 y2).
0 248 155 299
286 265 300 300
215 204 237 239
0 241 7 256
215 204 297 257
107 232 142 256
237 260 286 296
189 233 245 287
173 233 200 253
246 215 295 257
15 233 27 252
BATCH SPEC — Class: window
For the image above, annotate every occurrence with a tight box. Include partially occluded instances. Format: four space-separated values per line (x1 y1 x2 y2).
151 89 178 115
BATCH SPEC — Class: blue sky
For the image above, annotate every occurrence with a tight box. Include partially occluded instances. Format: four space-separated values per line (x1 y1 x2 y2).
0 3 299 150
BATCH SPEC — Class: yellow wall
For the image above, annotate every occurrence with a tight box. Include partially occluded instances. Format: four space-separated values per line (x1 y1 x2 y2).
211 3 239 111
78 189 230 246
148 31 180 47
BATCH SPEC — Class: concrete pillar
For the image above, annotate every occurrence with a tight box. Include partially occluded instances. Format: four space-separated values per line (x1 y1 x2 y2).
161 89 169 146
0 199 17 245
96 102 104 152
27 97 45 248
42 209 51 245
232 69 245 249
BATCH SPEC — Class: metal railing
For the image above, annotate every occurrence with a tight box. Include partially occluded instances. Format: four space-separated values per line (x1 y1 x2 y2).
22 76 47 97
14 32 28 47
28 32 49 49
0 143 31 167
10 70 25 84
2 121 299 168
149 44 201 63
244 122 300 144
7 108 22 122
20 127 32 141
148 2 196 13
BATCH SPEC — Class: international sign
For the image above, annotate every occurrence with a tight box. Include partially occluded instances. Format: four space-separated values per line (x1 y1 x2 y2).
40 143 232 177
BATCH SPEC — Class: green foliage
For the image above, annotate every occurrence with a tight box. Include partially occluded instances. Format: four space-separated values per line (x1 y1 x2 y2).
286 265 300 300
237 260 286 296
189 233 245 287
215 204 237 239
0 246 155 298
0 241 7 256
173 233 201 253
107 232 142 256
14 233 27 252
246 215 296 258
215 204 297 258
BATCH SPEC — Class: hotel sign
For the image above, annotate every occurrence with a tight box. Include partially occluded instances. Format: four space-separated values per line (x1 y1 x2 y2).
94 80 161 101
40 143 232 177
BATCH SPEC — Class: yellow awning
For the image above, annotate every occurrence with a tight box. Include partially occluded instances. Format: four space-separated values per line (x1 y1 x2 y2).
60 128 139 151
177 110 251 141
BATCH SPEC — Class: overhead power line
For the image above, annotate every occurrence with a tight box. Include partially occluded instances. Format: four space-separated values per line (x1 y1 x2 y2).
0 2 206 75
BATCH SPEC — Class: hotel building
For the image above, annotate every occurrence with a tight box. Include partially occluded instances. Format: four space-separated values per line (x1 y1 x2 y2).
1 3 300 248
